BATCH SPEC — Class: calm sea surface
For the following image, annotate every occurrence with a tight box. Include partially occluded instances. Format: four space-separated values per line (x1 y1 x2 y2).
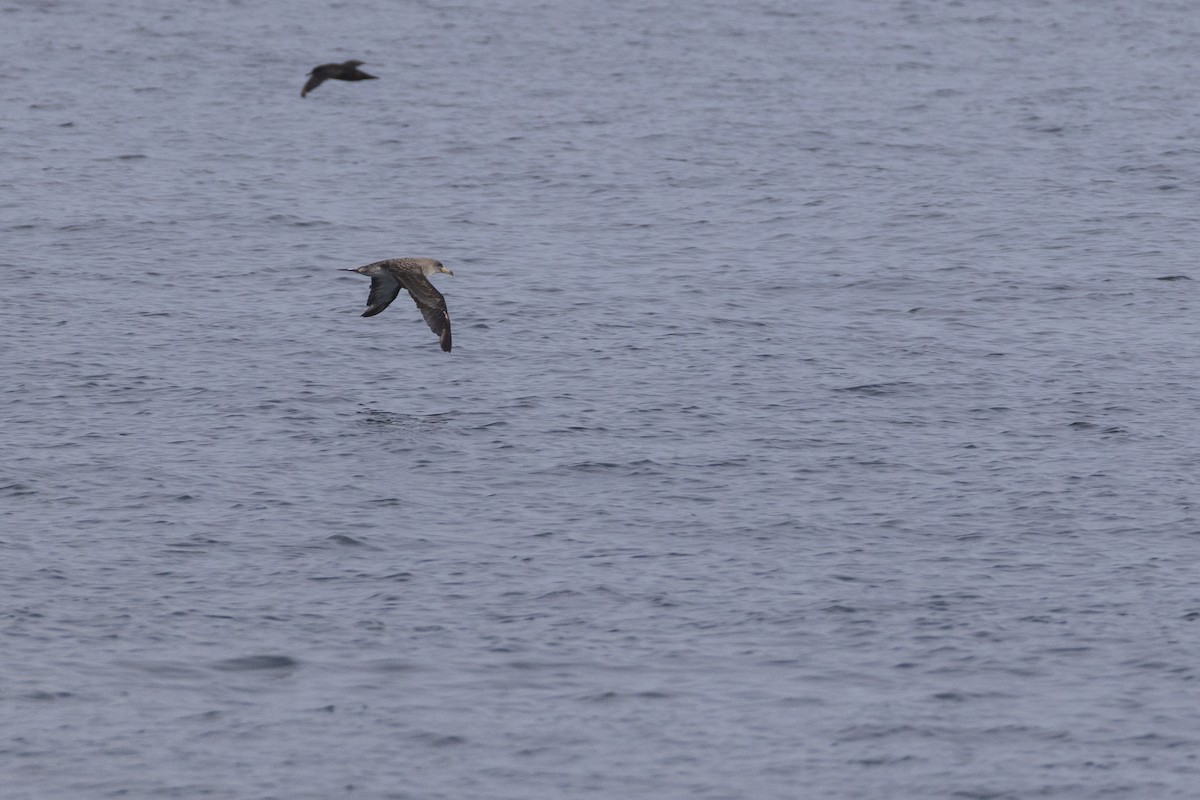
5 1 1200 798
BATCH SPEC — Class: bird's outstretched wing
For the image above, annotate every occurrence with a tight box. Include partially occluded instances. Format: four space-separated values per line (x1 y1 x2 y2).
301 69 327 98
362 270 403 317
399 273 452 352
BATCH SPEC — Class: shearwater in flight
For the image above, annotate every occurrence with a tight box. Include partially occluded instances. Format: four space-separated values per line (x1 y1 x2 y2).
342 258 454 352
301 60 377 98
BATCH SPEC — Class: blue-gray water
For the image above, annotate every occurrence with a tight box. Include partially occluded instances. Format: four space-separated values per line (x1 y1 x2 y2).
4 1 1200 798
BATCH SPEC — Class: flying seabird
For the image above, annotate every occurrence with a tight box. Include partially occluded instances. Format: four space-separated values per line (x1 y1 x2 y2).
301 60 377 98
343 258 455 352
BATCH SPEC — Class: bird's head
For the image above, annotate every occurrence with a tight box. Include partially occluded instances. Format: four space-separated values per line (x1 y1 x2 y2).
435 261 455 277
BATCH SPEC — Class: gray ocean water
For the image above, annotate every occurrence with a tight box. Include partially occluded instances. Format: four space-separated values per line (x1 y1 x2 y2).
4 0 1200 797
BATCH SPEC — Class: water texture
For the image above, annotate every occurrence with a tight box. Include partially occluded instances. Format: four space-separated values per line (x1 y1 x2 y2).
3 1 1200 798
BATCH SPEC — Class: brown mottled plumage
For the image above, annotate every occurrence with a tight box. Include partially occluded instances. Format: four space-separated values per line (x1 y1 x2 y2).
301 60 377 98
342 258 454 352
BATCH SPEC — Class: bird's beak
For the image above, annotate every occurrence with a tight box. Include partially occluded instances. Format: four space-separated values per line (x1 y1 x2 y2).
444 269 455 276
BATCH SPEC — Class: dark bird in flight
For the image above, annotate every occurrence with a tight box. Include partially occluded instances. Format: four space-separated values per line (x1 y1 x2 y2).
343 258 455 352
301 60 377 98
